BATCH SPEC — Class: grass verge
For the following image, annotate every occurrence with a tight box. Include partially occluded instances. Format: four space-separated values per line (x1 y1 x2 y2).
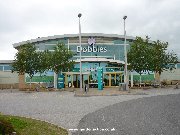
0 113 68 135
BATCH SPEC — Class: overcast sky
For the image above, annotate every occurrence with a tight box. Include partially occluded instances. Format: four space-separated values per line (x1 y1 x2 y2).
0 0 180 60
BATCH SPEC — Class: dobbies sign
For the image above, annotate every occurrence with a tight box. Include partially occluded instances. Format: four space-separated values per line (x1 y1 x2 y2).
77 37 107 53
77 45 107 53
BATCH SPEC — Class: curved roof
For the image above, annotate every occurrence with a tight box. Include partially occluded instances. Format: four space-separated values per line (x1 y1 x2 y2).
13 33 135 48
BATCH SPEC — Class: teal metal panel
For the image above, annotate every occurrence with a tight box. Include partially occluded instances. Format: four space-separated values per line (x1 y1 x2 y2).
57 74 64 89
98 67 103 90
177 63 180 69
114 40 124 44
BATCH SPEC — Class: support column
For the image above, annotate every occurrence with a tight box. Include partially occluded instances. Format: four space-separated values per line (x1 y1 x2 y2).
131 72 133 87
19 74 26 90
54 72 57 89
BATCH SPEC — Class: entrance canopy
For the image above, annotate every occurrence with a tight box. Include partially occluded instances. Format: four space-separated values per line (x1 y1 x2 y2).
62 72 90 75
74 58 125 64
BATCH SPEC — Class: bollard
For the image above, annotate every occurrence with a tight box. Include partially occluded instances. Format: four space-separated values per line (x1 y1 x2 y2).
175 83 179 89
84 84 89 93
119 83 122 91
84 84 87 93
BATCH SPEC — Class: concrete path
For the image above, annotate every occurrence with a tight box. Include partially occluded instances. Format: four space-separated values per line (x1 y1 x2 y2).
73 93 180 135
0 88 180 133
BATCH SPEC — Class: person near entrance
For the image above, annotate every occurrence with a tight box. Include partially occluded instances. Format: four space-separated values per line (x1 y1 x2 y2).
84 82 89 93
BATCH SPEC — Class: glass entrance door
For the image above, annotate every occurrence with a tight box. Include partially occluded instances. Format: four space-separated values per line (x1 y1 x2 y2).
104 74 110 87
104 73 123 87
65 72 123 88
65 74 73 87
73 74 80 88
64 73 89 88
111 74 116 86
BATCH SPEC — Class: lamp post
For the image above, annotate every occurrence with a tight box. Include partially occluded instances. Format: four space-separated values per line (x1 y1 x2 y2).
123 15 129 91
78 13 82 91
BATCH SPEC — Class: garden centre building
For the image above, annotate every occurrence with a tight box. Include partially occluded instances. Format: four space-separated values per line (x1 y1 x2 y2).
11 33 180 89
12 33 157 89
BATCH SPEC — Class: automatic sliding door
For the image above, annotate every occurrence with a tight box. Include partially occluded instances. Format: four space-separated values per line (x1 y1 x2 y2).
73 75 79 88
103 73 123 87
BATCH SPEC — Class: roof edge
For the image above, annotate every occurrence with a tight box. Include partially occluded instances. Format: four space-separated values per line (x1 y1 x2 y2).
13 33 135 48
0 60 14 64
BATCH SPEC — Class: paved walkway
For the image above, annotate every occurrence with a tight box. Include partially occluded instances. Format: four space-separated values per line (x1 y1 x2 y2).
0 88 180 134
73 94 180 135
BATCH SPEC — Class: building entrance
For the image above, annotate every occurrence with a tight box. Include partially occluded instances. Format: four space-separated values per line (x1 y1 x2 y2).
64 72 90 88
64 72 123 88
104 72 123 87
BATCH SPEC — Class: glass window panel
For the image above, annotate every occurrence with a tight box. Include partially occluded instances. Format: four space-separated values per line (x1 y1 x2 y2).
4 65 12 71
0 66 3 71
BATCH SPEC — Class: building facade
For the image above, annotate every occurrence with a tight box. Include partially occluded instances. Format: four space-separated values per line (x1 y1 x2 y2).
12 33 156 88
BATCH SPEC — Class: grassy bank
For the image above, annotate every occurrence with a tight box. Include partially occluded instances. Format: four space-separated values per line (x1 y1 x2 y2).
0 114 68 135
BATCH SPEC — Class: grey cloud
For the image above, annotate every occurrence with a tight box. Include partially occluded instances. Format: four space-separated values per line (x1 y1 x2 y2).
0 0 180 59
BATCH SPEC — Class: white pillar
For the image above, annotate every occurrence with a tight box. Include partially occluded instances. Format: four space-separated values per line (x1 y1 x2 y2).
54 72 57 89
131 72 133 87
123 15 129 91
68 38 69 51
78 13 83 91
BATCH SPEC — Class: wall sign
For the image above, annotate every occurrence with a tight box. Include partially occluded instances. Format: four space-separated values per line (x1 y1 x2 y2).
88 37 96 46
57 74 64 89
98 67 103 90
77 37 107 53
77 46 107 53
